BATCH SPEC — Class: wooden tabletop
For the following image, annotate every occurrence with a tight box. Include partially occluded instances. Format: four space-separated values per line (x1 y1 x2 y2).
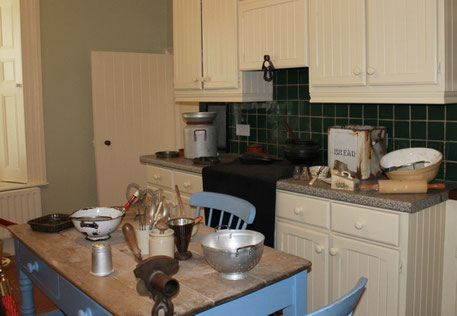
9 211 311 315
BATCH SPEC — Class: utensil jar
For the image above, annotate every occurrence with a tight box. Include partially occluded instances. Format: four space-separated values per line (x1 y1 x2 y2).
149 228 175 258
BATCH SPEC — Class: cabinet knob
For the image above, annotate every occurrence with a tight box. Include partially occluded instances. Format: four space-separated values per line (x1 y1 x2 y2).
329 248 338 256
104 140 111 146
353 67 361 76
77 308 93 316
183 182 191 188
315 245 323 254
354 221 364 230
293 207 303 215
27 261 39 273
153 174 161 181
367 67 375 75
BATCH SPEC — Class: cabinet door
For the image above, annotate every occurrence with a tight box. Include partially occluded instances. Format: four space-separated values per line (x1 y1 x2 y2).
366 0 437 85
309 0 366 86
173 0 202 90
238 0 308 70
276 220 329 313
330 235 399 316
201 0 239 89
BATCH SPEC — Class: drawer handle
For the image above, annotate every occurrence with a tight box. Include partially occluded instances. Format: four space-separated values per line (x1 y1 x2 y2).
78 308 93 316
329 248 338 256
354 221 364 230
367 67 375 75
183 182 191 188
315 245 323 254
293 207 303 215
153 174 161 180
27 261 39 273
353 67 361 75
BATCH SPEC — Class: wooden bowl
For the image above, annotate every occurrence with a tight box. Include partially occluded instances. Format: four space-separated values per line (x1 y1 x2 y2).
381 148 442 183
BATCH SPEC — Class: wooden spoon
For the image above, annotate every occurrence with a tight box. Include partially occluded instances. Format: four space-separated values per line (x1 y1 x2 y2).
282 120 297 140
175 185 186 217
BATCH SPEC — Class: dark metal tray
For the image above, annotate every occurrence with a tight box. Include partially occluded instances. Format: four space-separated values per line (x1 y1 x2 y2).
27 213 73 233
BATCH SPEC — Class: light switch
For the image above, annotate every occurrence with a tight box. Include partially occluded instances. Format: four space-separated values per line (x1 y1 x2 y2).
236 124 250 136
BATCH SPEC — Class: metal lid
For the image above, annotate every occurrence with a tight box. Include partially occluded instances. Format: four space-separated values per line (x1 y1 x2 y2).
182 112 217 124
92 241 111 252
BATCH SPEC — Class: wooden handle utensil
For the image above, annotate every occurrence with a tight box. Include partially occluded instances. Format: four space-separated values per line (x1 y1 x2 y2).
122 223 142 262
175 185 185 217
360 180 445 194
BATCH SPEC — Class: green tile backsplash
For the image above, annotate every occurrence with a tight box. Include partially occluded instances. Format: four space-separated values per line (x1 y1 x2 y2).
201 68 457 182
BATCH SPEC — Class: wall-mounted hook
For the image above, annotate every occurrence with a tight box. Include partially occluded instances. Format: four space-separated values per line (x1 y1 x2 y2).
261 55 275 82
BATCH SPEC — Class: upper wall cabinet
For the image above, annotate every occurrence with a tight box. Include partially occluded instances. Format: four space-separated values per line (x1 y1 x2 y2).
238 0 308 70
308 0 457 104
173 0 272 102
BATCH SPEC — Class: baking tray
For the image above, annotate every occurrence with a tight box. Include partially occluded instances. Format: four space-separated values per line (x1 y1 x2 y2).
28 213 74 233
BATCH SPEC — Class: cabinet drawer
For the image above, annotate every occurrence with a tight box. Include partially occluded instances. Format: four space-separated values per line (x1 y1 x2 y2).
146 166 173 188
16 243 59 299
276 191 330 229
174 171 202 194
331 203 400 246
58 276 112 315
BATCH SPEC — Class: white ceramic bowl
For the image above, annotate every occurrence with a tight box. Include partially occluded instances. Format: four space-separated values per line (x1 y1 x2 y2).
380 148 442 183
71 207 124 241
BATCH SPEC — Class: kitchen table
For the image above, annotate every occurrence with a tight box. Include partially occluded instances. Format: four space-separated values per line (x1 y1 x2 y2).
9 212 311 316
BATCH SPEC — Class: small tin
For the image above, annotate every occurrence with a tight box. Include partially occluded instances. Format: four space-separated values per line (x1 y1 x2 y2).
90 242 114 276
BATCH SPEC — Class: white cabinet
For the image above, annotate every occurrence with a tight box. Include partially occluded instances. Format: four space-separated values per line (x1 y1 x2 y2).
173 0 272 102
275 190 447 315
145 165 202 218
238 0 308 70
308 0 457 104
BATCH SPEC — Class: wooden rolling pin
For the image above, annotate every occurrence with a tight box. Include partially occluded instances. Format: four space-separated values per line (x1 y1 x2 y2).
360 180 445 194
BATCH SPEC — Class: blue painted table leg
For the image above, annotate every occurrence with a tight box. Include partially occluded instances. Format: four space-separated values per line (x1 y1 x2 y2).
18 269 35 316
283 270 307 316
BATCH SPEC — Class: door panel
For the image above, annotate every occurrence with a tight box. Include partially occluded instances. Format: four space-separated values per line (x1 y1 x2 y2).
202 0 238 89
91 52 176 206
366 0 437 85
276 220 329 313
331 235 400 316
0 0 26 183
173 0 202 90
309 0 366 86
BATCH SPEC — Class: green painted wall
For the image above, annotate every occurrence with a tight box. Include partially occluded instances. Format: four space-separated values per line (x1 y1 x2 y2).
39 0 172 214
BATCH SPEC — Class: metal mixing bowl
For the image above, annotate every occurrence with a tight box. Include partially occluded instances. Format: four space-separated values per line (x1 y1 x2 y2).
201 230 264 280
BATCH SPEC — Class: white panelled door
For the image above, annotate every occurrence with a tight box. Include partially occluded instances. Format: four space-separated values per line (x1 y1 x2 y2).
91 52 176 206
0 0 26 183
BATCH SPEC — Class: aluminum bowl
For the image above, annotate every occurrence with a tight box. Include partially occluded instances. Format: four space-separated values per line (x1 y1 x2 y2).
201 230 264 280
71 207 124 241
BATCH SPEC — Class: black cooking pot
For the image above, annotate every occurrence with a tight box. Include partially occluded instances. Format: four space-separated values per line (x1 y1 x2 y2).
284 138 320 165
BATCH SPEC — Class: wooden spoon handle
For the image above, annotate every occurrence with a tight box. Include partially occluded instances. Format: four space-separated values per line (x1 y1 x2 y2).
122 223 142 262
175 185 185 217
428 183 446 189
359 184 379 190
282 120 297 140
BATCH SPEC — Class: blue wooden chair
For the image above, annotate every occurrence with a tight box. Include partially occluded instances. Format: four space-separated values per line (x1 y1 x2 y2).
190 192 256 230
306 277 367 316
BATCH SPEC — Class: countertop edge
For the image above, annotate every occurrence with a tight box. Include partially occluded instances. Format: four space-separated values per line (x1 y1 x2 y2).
277 180 451 213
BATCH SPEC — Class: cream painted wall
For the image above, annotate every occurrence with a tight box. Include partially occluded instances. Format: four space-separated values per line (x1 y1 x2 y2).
39 0 172 213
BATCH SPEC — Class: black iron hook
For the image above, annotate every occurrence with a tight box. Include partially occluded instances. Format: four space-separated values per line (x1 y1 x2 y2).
261 55 275 82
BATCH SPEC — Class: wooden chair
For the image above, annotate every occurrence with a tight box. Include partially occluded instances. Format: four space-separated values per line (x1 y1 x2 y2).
190 192 256 229
306 277 367 316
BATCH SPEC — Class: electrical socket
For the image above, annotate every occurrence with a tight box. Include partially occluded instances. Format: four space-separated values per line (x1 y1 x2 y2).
236 124 250 136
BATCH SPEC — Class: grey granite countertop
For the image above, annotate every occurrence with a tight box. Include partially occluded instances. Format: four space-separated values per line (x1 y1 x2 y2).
140 153 240 174
140 154 455 213
277 178 456 213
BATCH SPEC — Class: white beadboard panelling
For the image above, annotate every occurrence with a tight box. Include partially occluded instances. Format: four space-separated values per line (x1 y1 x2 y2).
276 220 329 313
91 51 175 206
239 0 308 70
405 203 445 316
366 0 437 85
173 0 202 90
0 187 41 238
309 0 366 86
202 0 238 89
442 200 457 316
